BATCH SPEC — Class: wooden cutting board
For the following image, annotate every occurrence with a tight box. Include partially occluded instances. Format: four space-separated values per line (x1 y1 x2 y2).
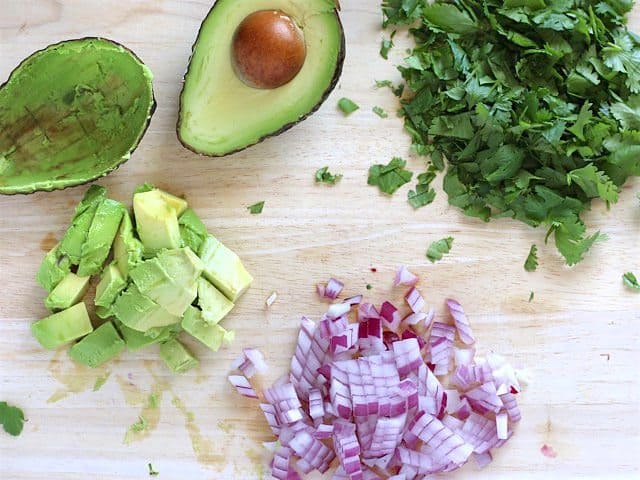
1 1 639 478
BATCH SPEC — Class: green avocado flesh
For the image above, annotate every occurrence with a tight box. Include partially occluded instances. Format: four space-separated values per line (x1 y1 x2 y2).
178 0 345 156
31 302 93 350
33 184 253 372
68 321 125 367
0 38 155 194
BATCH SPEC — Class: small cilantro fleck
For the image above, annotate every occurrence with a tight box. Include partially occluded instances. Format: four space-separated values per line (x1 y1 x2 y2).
524 245 539 272
366 284 373 290
529 291 535 303
623 272 640 291
373 106 389 118
247 201 265 215
368 157 413 195
0 401 25 437
380 31 396 59
408 171 437 209
426 237 454 263
148 463 159 476
315 167 343 185
93 373 110 392
131 416 147 432
338 97 359 115
375 80 404 97
148 393 159 409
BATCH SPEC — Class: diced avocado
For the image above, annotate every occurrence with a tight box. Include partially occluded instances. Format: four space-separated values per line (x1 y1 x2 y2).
157 189 188 217
68 321 125 367
77 199 125 276
179 209 208 254
200 235 253 302
44 272 91 311
116 321 179 351
129 248 203 316
113 211 144 279
95 264 127 308
133 190 181 254
59 186 106 263
37 243 71 292
182 306 234 352
177 0 345 157
159 338 199 373
112 284 181 332
0 38 156 195
197 278 234 325
31 302 94 350
95 305 114 320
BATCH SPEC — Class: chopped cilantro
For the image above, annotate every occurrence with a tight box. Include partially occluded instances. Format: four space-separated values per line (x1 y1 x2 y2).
408 170 437 209
380 31 396 59
0 401 25 437
366 284 373 290
131 416 147 432
375 80 404 97
382 0 640 265
148 393 159 409
529 291 535 303
426 237 454 263
524 245 539 273
368 157 413 195
148 463 159 476
373 106 389 118
623 272 640 291
338 98 359 115
247 201 265 215
315 167 343 185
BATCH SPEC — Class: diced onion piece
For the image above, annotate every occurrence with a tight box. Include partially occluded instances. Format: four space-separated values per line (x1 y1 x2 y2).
228 375 259 399
395 265 419 287
446 298 475 345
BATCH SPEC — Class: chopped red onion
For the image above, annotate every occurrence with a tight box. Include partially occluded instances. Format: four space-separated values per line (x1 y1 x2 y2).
541 444 557 458
228 375 258 399
231 275 523 478
394 265 419 287
405 287 426 314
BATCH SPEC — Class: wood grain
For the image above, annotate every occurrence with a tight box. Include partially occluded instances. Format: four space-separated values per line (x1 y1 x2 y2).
1 1 639 479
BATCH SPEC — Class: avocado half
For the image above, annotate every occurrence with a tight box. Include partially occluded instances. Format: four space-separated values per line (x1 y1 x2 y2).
177 0 346 156
0 38 155 195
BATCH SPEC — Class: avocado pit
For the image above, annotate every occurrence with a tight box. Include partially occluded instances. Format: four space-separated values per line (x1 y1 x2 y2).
232 10 306 89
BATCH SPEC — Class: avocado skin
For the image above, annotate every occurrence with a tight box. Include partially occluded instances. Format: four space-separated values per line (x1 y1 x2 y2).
0 38 156 195
176 3 346 157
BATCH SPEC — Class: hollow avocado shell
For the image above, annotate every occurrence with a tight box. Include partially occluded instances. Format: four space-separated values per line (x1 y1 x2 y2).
176 0 346 157
0 37 156 195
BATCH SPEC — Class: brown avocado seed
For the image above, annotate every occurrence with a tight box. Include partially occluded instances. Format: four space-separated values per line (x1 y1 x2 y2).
232 10 306 90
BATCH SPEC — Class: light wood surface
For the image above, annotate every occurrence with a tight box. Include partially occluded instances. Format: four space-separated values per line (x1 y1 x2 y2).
1 1 639 479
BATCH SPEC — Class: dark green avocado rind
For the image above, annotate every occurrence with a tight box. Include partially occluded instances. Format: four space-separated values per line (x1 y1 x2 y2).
0 38 156 195
176 2 346 157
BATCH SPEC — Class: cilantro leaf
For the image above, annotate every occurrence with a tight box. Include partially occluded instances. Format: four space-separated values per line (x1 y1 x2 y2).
524 244 539 272
368 157 413 195
380 31 396 59
426 237 454 263
315 167 343 185
623 272 640 291
373 106 389 118
338 98 359 115
0 401 25 437
567 165 619 204
247 202 265 215
148 463 159 476
408 171 437 209
529 291 535 302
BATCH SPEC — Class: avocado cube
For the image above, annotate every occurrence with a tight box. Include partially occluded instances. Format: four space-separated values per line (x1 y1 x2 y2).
200 235 253 302
182 306 234 352
95 264 127 309
159 338 198 373
179 209 208 254
133 190 182 254
129 248 203 316
77 199 125 276
31 302 94 350
112 284 181 332
68 321 125 368
95 305 114 320
157 189 188 217
197 278 234 326
113 211 144 279
117 321 180 351
37 243 71 292
59 185 107 264
44 272 91 311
